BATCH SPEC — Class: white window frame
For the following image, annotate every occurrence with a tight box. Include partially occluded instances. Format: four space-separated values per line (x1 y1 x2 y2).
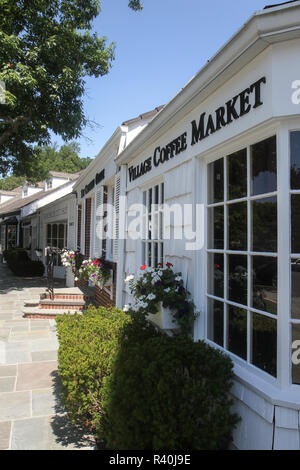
204 126 280 388
141 181 164 268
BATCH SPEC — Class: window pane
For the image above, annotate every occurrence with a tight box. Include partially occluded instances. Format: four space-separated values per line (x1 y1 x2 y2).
148 243 152 267
155 185 159 205
207 298 224 347
208 253 224 298
290 131 300 189
47 224 51 238
228 202 247 251
154 242 158 267
252 256 277 315
292 324 300 385
252 197 277 252
228 254 247 305
252 313 277 377
291 195 300 253
251 136 277 196
228 148 247 200
208 206 224 249
52 224 57 238
228 306 247 360
291 258 300 319
208 158 224 204
148 188 152 212
58 224 64 239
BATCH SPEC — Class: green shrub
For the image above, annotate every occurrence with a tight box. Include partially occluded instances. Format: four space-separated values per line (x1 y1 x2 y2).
4 248 44 276
101 324 239 450
56 306 132 434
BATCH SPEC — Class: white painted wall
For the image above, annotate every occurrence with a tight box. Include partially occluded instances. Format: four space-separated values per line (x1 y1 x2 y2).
120 38 300 449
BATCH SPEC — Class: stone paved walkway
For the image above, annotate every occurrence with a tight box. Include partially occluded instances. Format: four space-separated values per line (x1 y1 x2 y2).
0 263 95 450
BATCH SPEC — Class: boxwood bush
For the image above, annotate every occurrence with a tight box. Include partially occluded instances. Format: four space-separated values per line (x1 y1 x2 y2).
56 306 239 449
101 322 239 450
3 248 45 277
56 306 133 434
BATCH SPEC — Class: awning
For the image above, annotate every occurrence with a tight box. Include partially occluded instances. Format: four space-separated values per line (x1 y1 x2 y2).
4 216 18 225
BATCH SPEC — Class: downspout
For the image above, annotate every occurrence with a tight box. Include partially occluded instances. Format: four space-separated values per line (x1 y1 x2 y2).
116 164 127 308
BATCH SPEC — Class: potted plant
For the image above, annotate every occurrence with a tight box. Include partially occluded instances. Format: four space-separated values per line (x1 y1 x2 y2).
77 257 111 287
124 262 197 336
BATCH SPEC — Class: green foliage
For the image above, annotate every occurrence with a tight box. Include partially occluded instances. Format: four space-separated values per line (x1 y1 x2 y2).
0 0 142 175
0 175 26 191
3 248 45 276
56 306 132 434
101 325 239 450
0 142 92 187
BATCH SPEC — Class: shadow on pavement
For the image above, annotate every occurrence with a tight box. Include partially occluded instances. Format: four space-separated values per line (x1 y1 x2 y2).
50 370 95 449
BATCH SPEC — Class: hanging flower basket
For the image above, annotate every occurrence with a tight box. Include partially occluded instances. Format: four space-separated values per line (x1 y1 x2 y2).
147 301 179 330
124 263 197 336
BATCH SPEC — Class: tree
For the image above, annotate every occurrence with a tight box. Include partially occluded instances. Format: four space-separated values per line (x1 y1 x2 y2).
0 142 92 188
0 175 26 191
0 0 143 176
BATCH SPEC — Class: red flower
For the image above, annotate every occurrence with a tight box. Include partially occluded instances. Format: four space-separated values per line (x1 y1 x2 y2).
140 265 147 270
214 264 221 269
157 263 163 267
166 262 173 268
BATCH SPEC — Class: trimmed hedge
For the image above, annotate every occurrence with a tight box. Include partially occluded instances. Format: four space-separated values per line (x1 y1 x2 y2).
101 325 239 450
3 248 45 277
56 306 133 434
56 307 239 449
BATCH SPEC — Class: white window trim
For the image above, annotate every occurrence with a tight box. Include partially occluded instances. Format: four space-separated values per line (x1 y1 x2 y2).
198 117 300 403
141 181 164 269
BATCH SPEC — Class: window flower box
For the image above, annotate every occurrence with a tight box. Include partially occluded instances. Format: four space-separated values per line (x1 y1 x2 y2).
147 301 179 330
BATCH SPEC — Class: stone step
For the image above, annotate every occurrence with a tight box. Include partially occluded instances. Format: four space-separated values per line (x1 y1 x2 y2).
41 293 85 301
23 306 83 319
40 299 85 307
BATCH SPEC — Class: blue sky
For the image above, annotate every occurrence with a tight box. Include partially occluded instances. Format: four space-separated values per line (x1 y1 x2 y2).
52 0 275 159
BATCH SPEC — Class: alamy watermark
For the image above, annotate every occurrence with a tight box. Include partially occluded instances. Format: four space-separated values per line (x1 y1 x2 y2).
292 340 300 365
291 80 300 105
95 198 205 251
0 81 5 104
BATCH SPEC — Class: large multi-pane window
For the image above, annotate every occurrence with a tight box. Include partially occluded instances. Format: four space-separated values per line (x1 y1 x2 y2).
290 130 300 385
207 136 277 377
142 183 164 267
46 222 68 265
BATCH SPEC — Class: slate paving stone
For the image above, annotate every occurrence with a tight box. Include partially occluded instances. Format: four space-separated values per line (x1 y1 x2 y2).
0 328 10 340
31 350 58 362
30 339 59 353
0 377 16 392
0 391 31 421
10 331 50 342
0 264 94 449
11 416 94 450
16 361 58 391
0 365 17 377
32 388 63 417
5 351 32 365
0 314 14 320
0 421 11 450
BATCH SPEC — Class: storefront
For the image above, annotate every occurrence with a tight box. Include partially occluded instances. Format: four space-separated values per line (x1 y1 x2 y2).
114 2 300 450
73 107 164 306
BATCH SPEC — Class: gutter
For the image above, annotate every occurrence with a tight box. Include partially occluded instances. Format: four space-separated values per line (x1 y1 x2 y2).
73 126 123 191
